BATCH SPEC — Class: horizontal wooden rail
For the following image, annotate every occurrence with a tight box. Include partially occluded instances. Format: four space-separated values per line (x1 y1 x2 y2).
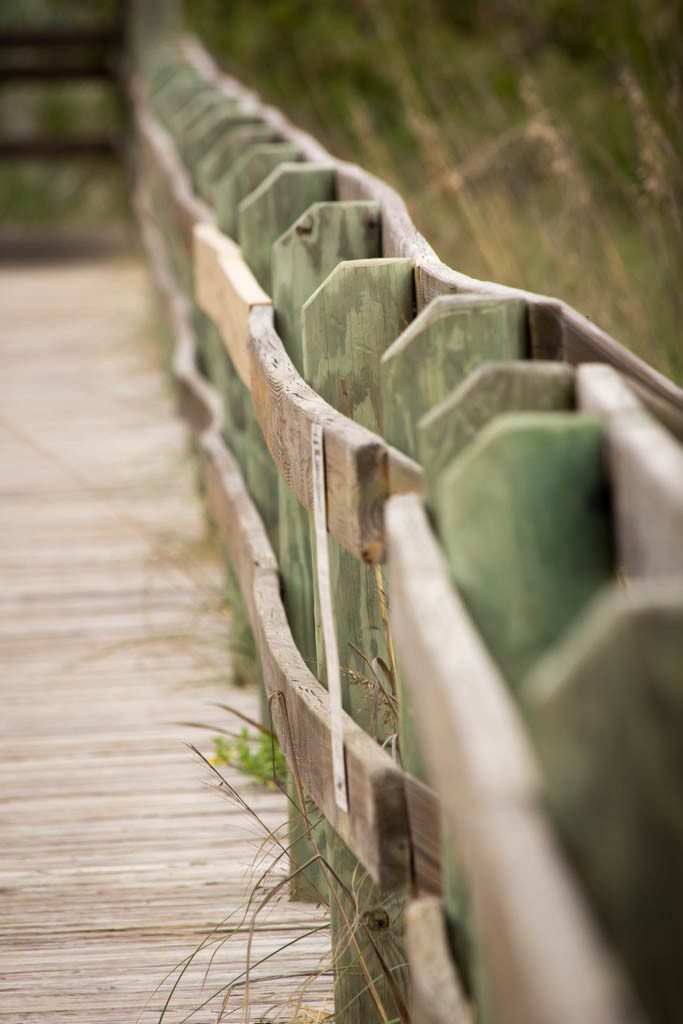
135 182 412 890
387 492 643 1024
0 61 114 80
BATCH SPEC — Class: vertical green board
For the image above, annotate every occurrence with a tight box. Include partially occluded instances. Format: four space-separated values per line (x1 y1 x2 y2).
523 583 683 1024
418 361 575 502
302 258 414 726
196 122 277 203
301 258 415 1024
435 412 614 690
271 201 381 901
237 163 335 292
216 142 302 239
380 294 527 461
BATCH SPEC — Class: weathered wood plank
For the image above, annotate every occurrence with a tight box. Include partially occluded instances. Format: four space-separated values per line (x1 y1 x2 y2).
237 163 335 292
524 580 683 1024
249 304 393 562
200 432 411 890
381 294 527 460
271 200 382 899
404 897 471 1024
434 413 613 689
576 363 683 579
193 221 270 389
387 493 642 1024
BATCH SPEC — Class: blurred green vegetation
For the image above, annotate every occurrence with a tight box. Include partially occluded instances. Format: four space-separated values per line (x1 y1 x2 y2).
186 0 683 381
0 0 125 225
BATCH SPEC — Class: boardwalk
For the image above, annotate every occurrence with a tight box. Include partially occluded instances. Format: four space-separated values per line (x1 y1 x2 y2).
0 238 331 1023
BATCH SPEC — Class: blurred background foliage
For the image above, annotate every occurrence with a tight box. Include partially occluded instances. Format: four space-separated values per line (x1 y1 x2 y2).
0 0 680 380
186 0 683 381
0 0 124 224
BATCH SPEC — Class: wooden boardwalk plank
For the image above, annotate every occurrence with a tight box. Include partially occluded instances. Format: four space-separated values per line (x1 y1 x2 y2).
0 249 331 1023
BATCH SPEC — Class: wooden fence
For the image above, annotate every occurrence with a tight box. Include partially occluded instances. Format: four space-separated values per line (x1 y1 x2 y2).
128 8 683 1024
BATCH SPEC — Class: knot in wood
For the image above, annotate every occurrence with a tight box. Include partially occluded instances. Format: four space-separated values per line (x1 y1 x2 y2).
362 906 391 932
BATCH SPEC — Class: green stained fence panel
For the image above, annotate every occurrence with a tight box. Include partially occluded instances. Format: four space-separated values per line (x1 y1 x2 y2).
380 293 527 461
523 582 683 1024
435 412 614 691
197 122 278 204
301 258 414 1024
271 201 382 902
237 164 336 292
419 361 575 504
302 258 415 727
216 142 302 239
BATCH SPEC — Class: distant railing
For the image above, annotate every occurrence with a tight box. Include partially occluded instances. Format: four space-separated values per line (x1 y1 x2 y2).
128 8 683 1024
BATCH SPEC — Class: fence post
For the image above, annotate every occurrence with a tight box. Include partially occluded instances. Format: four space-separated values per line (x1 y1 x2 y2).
271 201 382 901
301 257 415 1023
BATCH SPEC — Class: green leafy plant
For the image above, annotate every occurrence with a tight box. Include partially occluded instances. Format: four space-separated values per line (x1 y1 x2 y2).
211 728 286 788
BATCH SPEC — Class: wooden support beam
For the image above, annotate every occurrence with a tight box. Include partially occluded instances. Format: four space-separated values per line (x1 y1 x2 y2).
387 492 642 1024
0 135 118 159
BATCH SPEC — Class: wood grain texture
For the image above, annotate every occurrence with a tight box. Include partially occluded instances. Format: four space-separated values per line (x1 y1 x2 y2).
419 361 575 499
435 413 613 689
381 294 527 460
302 258 415 724
577 363 683 579
0 249 331 1023
194 221 270 389
216 141 302 238
237 163 335 292
271 201 382 899
404 897 471 1024
201 433 411 890
387 493 642 1024
524 580 683 1024
249 304 390 562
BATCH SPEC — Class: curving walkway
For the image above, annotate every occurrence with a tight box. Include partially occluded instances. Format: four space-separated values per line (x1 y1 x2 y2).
0 237 331 1023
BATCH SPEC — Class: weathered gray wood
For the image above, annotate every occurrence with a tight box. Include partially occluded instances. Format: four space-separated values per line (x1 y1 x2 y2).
419 362 575 498
200 432 411 890
529 300 683 440
194 221 270 389
577 363 683 579
404 897 471 1024
524 580 683 1024
380 294 527 459
435 413 613 689
216 142 302 239
237 163 335 292
387 492 642 1024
